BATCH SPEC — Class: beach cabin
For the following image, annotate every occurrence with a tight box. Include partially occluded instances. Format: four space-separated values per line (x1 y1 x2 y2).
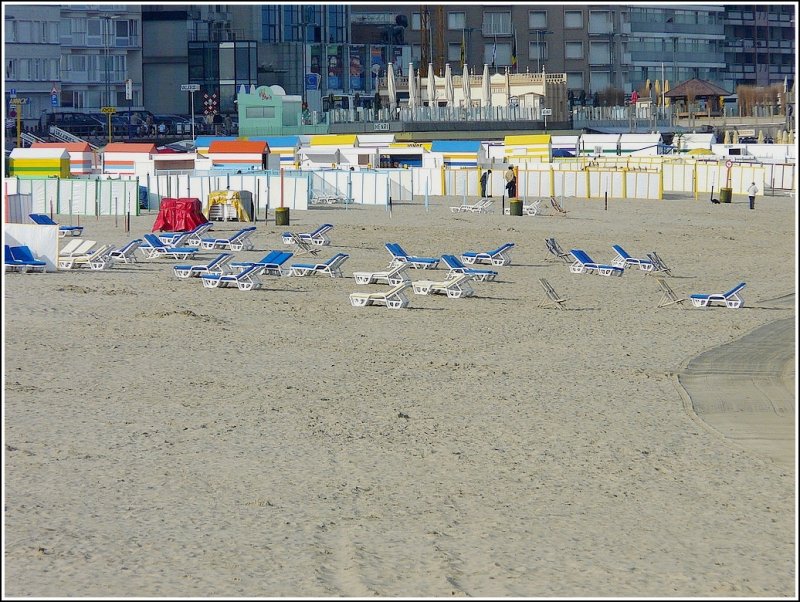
207 140 269 171
619 133 663 156
151 147 197 172
8 147 71 178
30 142 95 176
675 132 716 152
426 140 483 168
194 136 237 156
299 134 371 168
503 135 553 163
250 136 298 168
551 135 580 158
102 142 156 176
578 134 621 158
379 142 429 168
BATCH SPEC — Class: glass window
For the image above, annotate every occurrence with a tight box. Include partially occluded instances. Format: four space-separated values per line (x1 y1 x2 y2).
588 10 612 34
528 41 548 61
484 42 511 66
529 11 547 30
262 6 279 42
448 12 465 30
567 71 584 91
483 11 511 36
564 10 583 29
590 71 610 92
565 41 583 59
448 43 462 62
411 13 421 30
411 44 421 62
588 41 610 64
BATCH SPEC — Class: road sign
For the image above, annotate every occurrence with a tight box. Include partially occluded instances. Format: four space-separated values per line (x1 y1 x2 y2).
725 160 733 169
542 108 552 116
181 84 200 92
10 88 16 97
101 106 117 114
126 79 133 101
51 95 58 106
9 110 16 119
51 85 58 95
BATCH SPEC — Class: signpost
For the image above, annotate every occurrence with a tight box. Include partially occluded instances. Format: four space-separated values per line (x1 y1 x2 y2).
542 107 552 131
181 84 200 141
101 106 117 143
10 96 28 147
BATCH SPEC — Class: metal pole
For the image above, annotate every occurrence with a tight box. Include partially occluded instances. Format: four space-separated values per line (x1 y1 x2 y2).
190 90 196 141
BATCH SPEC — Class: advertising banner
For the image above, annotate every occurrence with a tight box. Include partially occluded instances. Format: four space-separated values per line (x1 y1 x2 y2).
327 45 343 90
349 45 366 91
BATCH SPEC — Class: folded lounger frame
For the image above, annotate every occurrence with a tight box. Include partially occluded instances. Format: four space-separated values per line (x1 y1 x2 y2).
545 238 573 263
537 278 567 309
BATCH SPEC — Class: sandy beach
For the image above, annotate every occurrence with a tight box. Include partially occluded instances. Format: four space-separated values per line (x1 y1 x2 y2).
3 191 796 598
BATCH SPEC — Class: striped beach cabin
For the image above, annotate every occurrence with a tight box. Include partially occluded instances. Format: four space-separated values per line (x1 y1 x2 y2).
8 147 71 178
503 135 553 163
428 140 483 168
102 143 156 175
207 140 269 171
30 142 95 175
250 136 299 167
194 135 237 156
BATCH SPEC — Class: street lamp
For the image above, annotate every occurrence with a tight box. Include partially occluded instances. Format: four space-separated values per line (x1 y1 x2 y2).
535 30 553 73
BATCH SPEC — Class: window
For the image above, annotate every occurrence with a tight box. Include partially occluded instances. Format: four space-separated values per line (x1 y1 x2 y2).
588 41 610 64
567 71 584 91
448 43 462 62
588 10 612 34
483 11 511 36
87 19 102 46
484 42 511 66
564 10 583 29
262 6 279 42
448 12 465 30
565 41 583 60
529 41 548 61
326 6 347 43
411 13 421 30
529 11 547 30
246 106 276 119
411 44 421 62
6 59 16 80
590 71 610 93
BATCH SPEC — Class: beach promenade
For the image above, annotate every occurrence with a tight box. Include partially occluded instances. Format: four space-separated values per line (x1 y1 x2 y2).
3 192 796 597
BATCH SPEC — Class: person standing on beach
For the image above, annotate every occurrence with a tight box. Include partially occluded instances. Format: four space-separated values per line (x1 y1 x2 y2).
480 169 492 197
747 181 758 210
504 165 517 198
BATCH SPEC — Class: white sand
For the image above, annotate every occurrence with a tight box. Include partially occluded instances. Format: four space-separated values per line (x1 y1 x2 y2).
3 193 796 597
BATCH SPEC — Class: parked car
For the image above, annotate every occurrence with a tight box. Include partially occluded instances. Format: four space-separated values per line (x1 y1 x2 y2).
40 111 105 138
153 114 192 136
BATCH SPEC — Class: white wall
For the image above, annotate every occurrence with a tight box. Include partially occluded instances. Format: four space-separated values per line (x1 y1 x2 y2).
4 223 59 271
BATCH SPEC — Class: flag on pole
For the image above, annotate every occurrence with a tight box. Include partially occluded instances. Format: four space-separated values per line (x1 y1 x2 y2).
460 29 466 69
491 35 497 69
511 28 518 73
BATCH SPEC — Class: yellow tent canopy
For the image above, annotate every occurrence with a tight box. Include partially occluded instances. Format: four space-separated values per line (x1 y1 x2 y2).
206 190 253 222
687 148 714 155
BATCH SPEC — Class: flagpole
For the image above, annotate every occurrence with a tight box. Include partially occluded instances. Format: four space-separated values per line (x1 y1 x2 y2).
661 62 665 107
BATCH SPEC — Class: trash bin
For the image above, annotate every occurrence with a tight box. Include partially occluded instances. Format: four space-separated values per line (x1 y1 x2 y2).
509 198 523 216
275 207 290 226
720 187 732 204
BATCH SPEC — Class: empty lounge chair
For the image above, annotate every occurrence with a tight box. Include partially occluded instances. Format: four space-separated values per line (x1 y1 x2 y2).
29 213 84 238
690 282 746 309
461 242 514 266
569 249 624 277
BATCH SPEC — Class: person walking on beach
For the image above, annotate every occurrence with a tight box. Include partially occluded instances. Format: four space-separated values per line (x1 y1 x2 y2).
504 165 517 198
480 169 492 197
747 181 759 210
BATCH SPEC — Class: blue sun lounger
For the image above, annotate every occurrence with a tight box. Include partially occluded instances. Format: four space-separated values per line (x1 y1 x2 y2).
610 244 654 271
140 233 199 260
230 250 294 276
441 254 498 282
199 226 257 252
173 252 234 279
281 223 333 246
5 245 47 273
200 263 263 291
460 242 514 266
569 249 624 277
385 242 440 269
290 252 350 277
690 282 746 309
29 213 83 238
